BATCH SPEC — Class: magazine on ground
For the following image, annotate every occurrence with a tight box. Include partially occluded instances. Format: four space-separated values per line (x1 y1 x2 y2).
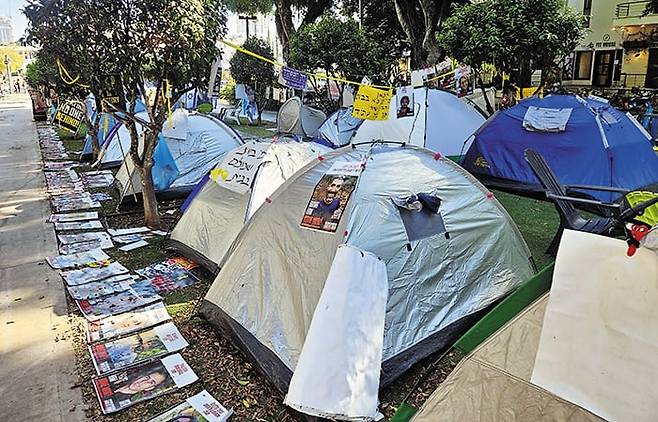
86 302 171 343
76 288 161 321
54 220 103 231
59 239 110 255
49 211 99 223
93 353 198 414
58 232 113 250
89 322 188 375
148 390 233 422
46 248 109 270
60 260 130 286
66 274 138 300
135 259 198 293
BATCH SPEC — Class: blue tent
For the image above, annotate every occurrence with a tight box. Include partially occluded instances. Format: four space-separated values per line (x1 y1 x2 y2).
81 112 119 160
462 94 658 202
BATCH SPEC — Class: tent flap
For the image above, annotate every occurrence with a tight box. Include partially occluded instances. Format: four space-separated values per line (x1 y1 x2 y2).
285 245 388 421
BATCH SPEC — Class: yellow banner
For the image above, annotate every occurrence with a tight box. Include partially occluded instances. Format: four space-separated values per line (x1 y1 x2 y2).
352 85 393 121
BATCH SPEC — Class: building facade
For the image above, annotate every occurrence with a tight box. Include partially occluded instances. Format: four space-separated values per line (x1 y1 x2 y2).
0 17 13 45
564 0 658 88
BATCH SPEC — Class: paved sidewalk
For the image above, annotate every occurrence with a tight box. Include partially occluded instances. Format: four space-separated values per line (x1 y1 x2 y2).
0 94 86 420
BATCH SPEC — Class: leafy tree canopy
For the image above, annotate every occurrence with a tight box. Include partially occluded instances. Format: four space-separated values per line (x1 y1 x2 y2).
229 36 275 122
437 0 585 86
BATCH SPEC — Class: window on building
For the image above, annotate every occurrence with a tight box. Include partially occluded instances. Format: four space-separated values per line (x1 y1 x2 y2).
583 0 592 27
575 51 593 80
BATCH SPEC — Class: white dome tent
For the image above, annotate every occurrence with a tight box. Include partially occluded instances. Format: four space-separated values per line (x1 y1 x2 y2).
115 111 243 204
94 111 150 169
167 138 332 272
352 88 486 160
276 96 327 137
200 143 534 419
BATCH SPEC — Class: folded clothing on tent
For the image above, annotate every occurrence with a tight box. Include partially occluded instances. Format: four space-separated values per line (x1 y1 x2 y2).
523 106 572 132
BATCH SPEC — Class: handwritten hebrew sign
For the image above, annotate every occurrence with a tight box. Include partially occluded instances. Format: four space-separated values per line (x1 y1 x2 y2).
210 141 270 194
351 85 392 121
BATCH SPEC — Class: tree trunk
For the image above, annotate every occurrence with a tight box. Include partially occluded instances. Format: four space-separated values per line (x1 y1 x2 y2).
394 0 448 68
138 158 160 227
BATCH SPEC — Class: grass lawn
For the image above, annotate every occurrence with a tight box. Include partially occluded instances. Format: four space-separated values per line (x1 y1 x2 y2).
226 117 277 138
493 189 559 270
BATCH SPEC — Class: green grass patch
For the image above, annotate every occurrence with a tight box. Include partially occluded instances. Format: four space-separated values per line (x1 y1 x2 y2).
493 189 559 270
56 122 88 140
226 117 276 138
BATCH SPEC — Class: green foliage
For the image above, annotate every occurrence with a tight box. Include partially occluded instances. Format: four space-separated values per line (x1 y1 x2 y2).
224 0 272 14
289 15 388 109
229 37 275 120
24 52 59 91
220 79 236 102
437 0 585 85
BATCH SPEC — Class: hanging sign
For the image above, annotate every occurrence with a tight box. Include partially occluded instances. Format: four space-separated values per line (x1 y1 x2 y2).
210 141 270 194
351 85 392 121
281 66 308 90
98 73 125 112
396 86 414 118
54 101 85 132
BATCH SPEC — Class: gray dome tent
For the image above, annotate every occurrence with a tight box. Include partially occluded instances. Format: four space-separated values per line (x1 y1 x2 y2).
168 139 331 272
200 143 534 418
276 96 327 137
115 111 243 203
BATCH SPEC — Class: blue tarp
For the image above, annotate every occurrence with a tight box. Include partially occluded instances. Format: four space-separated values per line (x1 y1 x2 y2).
462 94 658 202
152 135 180 191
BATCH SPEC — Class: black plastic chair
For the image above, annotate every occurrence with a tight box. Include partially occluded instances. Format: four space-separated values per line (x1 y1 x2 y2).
524 148 658 256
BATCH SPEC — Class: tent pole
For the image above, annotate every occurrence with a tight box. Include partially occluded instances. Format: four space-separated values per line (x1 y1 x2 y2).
116 129 139 203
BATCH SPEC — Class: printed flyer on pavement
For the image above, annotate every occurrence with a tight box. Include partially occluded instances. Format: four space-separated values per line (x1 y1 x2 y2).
46 248 109 270
60 260 130 286
148 390 233 422
89 322 188 375
49 211 99 222
76 288 161 321
54 220 103 231
66 274 137 300
86 302 172 343
93 354 198 414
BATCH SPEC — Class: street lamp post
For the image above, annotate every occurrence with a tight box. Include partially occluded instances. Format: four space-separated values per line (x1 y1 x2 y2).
238 15 257 38
4 55 11 94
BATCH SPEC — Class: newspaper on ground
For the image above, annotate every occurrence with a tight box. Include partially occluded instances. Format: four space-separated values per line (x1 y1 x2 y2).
119 240 149 252
150 230 168 236
147 390 233 422
89 322 188 375
86 302 172 343
76 287 161 321
58 232 113 249
91 192 113 202
112 233 152 244
43 160 78 170
81 171 115 188
93 354 198 414
61 260 130 286
46 248 109 270
135 258 199 293
54 220 103 231
51 193 101 212
67 274 137 300
108 227 151 237
49 211 98 222
59 239 110 255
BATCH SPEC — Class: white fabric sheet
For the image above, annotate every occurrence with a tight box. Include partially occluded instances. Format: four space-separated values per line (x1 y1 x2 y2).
531 230 658 421
523 106 572 132
285 244 388 421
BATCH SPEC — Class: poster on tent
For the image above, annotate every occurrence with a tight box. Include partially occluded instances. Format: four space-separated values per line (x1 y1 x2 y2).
89 322 188 375
86 302 172 343
300 160 362 233
455 65 474 98
396 86 414 118
93 353 198 414
210 141 270 194
148 390 233 422
99 73 126 112
54 101 86 132
352 85 392 121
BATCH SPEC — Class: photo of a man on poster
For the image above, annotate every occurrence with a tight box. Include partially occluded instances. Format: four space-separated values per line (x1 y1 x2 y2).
301 161 362 233
396 86 414 118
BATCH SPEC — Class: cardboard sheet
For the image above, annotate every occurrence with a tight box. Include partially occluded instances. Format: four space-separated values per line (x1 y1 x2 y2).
531 230 658 421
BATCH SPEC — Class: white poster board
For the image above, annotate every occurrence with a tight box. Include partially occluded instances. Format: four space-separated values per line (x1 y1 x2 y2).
211 141 270 194
531 230 658 422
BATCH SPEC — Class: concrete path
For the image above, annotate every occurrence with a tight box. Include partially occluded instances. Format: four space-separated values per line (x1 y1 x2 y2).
0 94 86 420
